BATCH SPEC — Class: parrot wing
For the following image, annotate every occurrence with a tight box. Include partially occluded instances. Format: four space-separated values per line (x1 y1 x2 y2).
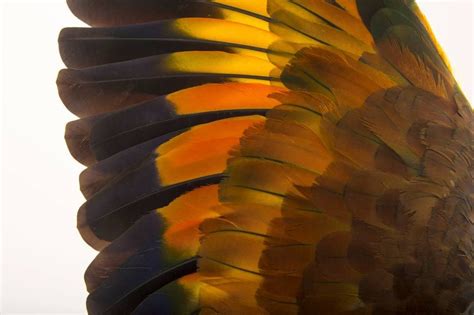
58 0 473 314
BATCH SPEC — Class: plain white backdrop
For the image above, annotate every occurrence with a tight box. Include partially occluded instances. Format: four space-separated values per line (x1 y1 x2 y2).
0 0 473 314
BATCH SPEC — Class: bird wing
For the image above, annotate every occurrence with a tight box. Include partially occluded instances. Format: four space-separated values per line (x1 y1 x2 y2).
58 0 473 314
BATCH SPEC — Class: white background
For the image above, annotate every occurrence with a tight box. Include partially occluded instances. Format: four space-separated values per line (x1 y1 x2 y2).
0 0 473 314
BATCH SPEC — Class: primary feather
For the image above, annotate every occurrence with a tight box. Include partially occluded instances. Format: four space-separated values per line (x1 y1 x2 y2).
58 0 473 314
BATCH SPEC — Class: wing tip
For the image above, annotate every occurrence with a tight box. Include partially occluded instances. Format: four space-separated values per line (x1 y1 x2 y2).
65 119 97 166
77 203 110 251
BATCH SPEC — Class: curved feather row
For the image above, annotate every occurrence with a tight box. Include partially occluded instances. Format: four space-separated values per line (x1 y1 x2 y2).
58 0 473 314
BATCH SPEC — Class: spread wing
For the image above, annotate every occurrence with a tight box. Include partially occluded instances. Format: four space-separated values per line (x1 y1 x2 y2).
58 0 473 314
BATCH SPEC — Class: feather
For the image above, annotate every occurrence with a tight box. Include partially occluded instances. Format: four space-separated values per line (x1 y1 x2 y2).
59 18 283 68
